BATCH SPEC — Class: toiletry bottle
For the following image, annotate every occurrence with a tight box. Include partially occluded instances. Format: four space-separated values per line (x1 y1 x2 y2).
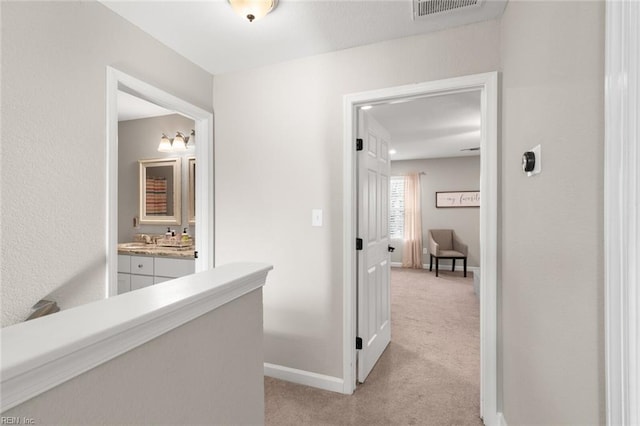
165 227 171 237
182 228 190 242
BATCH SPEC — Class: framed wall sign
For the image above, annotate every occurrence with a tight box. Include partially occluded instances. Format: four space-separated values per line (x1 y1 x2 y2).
436 191 480 208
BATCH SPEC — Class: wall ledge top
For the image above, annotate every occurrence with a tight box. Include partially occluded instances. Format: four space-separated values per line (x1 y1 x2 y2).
0 262 272 412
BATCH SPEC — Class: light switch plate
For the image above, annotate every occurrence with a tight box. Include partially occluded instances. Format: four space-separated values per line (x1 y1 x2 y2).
312 209 323 227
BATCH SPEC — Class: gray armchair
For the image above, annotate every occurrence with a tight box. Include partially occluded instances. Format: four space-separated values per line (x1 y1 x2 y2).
428 229 468 277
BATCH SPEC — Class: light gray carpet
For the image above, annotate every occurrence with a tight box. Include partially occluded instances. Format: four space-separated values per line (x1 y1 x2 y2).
265 268 481 425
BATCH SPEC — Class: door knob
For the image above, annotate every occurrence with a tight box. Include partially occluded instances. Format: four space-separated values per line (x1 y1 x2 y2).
388 245 395 253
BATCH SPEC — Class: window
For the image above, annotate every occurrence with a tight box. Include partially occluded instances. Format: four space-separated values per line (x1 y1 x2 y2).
389 176 405 239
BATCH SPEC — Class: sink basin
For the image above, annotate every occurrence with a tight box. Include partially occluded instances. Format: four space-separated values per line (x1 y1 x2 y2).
119 242 149 249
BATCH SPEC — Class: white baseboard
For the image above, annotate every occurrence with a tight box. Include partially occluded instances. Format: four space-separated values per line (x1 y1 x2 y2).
264 363 345 394
390 262 479 274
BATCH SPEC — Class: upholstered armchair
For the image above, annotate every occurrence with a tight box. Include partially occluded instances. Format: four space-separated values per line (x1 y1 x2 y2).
428 229 468 277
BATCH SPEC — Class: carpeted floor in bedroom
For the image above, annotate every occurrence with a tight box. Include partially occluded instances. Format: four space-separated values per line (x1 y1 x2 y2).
265 267 481 425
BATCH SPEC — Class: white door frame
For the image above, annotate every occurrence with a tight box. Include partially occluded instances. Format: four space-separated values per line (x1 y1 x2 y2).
342 72 499 425
106 67 215 297
604 1 639 424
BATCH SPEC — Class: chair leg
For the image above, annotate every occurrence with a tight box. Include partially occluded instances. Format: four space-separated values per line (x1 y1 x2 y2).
435 257 439 277
429 254 433 271
452 259 455 272
464 257 467 278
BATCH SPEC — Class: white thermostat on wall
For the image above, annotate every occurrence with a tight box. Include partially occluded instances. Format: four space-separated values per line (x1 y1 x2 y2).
522 144 542 177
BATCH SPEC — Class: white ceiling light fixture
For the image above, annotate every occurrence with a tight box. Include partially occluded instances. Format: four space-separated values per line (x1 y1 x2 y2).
228 0 278 23
389 149 397 155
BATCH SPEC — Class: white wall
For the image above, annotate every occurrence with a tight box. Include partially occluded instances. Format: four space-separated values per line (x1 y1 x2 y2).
0 1 213 327
3 289 265 425
500 1 604 424
214 20 501 379
215 3 605 422
390 157 481 267
118 114 195 243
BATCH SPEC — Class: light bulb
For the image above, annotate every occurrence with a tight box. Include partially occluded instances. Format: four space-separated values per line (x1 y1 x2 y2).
158 134 172 152
173 132 187 151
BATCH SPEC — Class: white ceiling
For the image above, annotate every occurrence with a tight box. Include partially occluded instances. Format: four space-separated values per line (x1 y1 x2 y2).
118 90 175 121
367 90 481 160
101 0 507 75
109 1 496 154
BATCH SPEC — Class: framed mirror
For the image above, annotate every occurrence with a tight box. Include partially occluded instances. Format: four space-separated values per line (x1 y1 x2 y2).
139 158 181 225
188 157 196 225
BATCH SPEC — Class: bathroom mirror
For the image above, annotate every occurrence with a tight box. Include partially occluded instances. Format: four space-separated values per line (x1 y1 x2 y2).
188 157 196 225
139 158 181 225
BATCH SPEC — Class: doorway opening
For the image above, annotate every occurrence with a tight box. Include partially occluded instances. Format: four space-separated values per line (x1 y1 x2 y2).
106 68 215 297
342 72 498 424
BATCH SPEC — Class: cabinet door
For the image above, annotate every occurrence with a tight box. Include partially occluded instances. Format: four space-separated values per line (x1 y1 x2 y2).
154 276 172 285
131 274 154 291
117 255 131 273
117 273 131 294
130 256 154 276
154 257 195 278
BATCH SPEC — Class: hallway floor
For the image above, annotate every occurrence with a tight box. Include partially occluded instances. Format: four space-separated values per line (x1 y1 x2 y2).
265 267 481 425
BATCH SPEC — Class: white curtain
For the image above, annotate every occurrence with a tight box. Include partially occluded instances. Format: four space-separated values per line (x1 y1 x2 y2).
402 173 423 269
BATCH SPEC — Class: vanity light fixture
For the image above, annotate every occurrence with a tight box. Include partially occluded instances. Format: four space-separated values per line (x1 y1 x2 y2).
157 130 195 152
228 0 278 22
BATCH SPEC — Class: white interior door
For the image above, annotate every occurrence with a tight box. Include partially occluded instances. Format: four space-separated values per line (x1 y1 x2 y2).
357 109 392 383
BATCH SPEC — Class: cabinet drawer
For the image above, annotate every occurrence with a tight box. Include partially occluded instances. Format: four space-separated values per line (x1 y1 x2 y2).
154 257 195 278
117 273 131 294
130 256 154 276
117 255 131 273
131 274 154 291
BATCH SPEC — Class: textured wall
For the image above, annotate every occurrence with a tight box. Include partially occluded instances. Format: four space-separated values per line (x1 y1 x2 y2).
0 1 213 327
213 20 501 378
499 1 604 423
3 289 265 425
118 114 195 243
390 157 481 267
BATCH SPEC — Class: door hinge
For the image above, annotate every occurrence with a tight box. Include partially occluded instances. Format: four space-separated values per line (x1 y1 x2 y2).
194 251 198 259
356 138 363 151
356 238 363 251
356 337 363 350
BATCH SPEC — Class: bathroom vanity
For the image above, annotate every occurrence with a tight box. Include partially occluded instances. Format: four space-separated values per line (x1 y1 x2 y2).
117 246 195 294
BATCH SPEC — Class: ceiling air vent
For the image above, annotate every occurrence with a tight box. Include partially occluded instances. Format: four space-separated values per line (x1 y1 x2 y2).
413 0 481 19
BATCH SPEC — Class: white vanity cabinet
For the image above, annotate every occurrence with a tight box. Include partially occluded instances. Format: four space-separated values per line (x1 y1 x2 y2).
117 255 195 295
117 255 132 294
117 274 131 294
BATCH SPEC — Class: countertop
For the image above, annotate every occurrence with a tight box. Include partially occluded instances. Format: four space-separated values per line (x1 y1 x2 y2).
117 243 195 259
